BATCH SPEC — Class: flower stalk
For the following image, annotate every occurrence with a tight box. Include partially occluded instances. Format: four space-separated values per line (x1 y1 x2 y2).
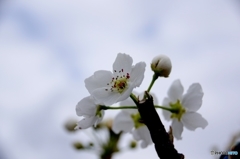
100 105 179 114
130 93 139 105
147 73 159 93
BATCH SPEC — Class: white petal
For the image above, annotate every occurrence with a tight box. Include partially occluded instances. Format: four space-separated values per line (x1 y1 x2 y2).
136 92 145 102
122 108 138 115
151 92 159 105
182 112 208 131
115 83 135 103
76 96 97 117
162 97 171 121
119 96 139 114
182 83 203 112
136 92 159 105
162 97 170 107
94 110 105 127
141 141 148 148
162 110 171 122
172 119 183 140
76 116 97 129
119 97 136 107
91 87 121 105
167 79 184 103
112 53 133 74
132 129 140 140
112 111 134 133
85 70 113 94
129 62 146 87
119 91 158 107
133 126 152 148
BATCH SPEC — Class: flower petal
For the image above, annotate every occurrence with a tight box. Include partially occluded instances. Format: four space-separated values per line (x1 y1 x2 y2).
112 53 133 74
132 126 152 148
167 79 184 103
182 112 208 131
75 116 97 129
151 92 159 105
76 96 97 117
112 111 134 134
84 70 113 94
162 97 171 121
135 92 159 105
91 87 121 105
172 119 183 140
162 97 170 107
94 110 105 127
115 83 135 103
141 141 148 148
119 97 136 107
122 108 138 115
132 128 140 140
129 62 146 87
182 83 203 112
119 96 138 114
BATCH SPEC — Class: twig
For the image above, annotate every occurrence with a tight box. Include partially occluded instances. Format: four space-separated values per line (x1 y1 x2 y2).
136 91 184 159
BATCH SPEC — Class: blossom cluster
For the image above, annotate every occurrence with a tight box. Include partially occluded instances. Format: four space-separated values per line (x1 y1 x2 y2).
75 53 208 148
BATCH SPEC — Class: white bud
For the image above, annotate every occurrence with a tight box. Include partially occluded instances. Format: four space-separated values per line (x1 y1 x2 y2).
151 55 172 77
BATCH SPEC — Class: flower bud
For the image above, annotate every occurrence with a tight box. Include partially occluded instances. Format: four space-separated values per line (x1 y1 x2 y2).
64 119 78 132
73 142 84 150
129 140 137 149
151 55 172 77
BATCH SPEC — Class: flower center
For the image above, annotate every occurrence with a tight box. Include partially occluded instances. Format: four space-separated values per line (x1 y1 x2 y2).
131 113 144 128
169 100 186 121
105 69 130 93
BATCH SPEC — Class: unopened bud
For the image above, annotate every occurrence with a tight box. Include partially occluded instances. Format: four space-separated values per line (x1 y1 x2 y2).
88 142 94 147
151 55 172 77
129 140 137 149
73 142 84 150
64 119 77 132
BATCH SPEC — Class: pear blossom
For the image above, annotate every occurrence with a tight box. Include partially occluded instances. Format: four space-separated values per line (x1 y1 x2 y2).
75 96 104 129
162 79 208 139
85 53 146 105
112 93 158 148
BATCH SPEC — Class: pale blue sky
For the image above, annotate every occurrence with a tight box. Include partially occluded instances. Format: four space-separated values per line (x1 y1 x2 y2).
0 0 240 159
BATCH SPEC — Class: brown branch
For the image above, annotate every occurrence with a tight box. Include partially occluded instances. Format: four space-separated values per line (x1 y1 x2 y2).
136 91 184 159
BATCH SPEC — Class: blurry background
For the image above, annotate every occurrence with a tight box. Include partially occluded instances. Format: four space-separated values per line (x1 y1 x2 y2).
0 0 240 159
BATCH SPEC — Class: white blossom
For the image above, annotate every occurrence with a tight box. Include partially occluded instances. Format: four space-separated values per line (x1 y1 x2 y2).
75 96 104 129
162 79 208 139
85 53 146 105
